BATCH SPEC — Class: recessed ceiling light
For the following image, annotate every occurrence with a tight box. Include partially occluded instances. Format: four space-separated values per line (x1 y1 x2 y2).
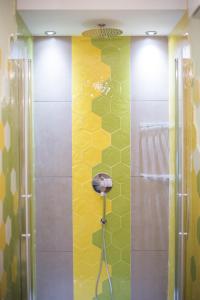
145 31 157 36
45 31 56 36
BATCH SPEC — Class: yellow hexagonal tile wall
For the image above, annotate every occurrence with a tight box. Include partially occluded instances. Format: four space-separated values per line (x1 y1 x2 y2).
72 36 131 300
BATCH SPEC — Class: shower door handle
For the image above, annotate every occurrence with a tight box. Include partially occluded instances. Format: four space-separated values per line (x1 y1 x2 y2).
177 193 190 238
21 234 31 238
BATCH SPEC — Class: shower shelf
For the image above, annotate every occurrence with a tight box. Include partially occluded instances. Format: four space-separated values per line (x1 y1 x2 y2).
140 122 169 130
140 173 171 181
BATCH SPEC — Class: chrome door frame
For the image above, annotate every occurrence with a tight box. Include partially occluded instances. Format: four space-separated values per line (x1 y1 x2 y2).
16 59 33 300
174 57 190 300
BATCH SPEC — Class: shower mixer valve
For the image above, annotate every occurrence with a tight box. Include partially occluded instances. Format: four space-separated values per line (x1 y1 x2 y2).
92 173 112 195
92 173 114 299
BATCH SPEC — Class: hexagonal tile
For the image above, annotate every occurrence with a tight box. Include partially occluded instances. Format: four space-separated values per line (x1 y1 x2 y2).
73 130 92 150
92 163 111 178
0 150 2 174
112 196 130 216
92 129 110 150
102 113 120 133
107 181 121 200
120 80 130 99
83 147 101 167
10 169 17 195
92 96 111 116
112 62 130 82
0 174 6 200
197 216 200 245
4 122 10 151
191 256 197 282
122 245 131 264
0 251 3 277
73 98 91 115
12 256 17 283
112 228 130 249
13 192 19 215
0 122 4 150
77 261 98 279
0 224 6 250
102 47 120 66
121 181 130 198
120 114 130 132
92 229 111 249
112 163 130 183
83 113 101 132
106 80 122 99
102 146 120 167
102 280 112 296
73 149 83 165
106 245 121 265
112 261 130 280
121 147 130 166
111 98 129 116
75 231 93 250
5 217 12 245
0 202 3 224
112 130 129 150
73 165 91 183
197 171 200 197
121 213 130 228
0 271 7 298
106 213 121 233
80 247 101 266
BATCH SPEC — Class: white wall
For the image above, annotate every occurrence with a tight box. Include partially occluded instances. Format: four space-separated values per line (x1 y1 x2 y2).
131 37 169 300
33 37 73 300
17 0 186 10
188 0 200 15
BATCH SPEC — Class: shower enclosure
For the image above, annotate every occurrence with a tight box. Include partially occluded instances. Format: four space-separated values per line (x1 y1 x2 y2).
13 36 190 300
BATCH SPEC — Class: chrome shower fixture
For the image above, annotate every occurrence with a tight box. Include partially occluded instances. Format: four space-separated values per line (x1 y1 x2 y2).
92 173 112 195
92 173 114 300
82 24 123 39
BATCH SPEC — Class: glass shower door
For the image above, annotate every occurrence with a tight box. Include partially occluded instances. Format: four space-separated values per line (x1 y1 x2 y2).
12 59 34 300
175 56 192 300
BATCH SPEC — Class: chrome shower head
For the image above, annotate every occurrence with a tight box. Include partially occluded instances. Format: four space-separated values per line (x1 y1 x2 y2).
82 24 123 39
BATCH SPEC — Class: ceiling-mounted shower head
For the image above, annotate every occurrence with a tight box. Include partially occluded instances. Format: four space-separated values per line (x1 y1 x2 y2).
82 23 123 39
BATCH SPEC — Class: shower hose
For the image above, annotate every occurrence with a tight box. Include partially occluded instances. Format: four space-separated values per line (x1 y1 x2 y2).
95 193 114 300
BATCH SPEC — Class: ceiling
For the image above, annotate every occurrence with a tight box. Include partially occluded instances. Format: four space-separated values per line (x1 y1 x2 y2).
19 9 185 36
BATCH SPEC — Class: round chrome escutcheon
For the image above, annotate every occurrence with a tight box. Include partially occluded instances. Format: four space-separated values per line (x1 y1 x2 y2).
92 173 112 194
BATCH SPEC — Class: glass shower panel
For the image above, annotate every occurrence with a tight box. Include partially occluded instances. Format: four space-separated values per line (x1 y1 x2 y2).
10 59 34 300
175 56 192 300
175 57 184 300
